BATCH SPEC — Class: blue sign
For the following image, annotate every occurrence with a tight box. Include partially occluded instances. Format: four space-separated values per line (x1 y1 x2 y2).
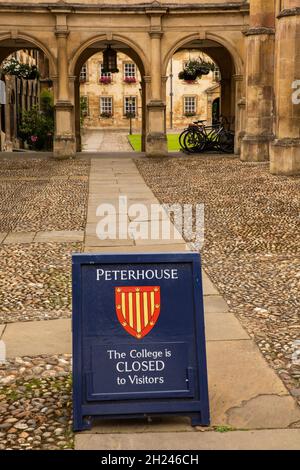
72 253 210 431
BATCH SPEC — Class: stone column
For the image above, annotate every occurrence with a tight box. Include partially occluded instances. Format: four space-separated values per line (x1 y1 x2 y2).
233 74 245 153
146 11 167 156
270 2 300 175
241 0 275 162
53 28 76 159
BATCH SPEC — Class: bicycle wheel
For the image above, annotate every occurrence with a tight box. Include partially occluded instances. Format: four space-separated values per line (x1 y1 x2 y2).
217 131 234 154
179 129 190 151
183 129 206 153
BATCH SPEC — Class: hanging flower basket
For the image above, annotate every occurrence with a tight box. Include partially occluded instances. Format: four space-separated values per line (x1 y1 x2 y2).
1 58 40 80
178 58 215 81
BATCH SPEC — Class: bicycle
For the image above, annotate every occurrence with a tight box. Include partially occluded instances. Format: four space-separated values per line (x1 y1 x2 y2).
180 117 234 154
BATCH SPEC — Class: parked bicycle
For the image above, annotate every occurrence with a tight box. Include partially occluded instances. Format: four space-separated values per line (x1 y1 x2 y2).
179 117 235 154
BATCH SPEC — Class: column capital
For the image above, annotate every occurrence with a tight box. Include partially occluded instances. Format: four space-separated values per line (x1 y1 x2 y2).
243 27 275 36
55 29 70 38
148 30 163 39
143 75 151 83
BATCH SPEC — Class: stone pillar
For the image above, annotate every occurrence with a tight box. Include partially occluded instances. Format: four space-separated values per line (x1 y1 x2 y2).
233 74 245 153
270 3 300 175
53 26 76 159
241 0 275 162
146 11 167 156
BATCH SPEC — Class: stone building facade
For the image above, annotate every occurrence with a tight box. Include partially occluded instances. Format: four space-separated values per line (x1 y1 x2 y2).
0 1 299 175
80 50 220 131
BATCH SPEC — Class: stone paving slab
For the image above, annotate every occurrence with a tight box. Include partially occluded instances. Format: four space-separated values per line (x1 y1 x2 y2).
3 231 35 244
34 230 84 243
75 429 300 450
204 295 229 313
83 244 189 253
205 313 249 341
0 324 5 338
0 233 7 243
202 273 219 295
2 319 71 357
206 340 300 428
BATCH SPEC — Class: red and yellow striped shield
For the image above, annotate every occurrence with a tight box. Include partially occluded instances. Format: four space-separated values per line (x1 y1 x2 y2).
115 286 161 339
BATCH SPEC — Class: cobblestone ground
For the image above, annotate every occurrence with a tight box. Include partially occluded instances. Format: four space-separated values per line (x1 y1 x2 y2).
0 242 82 323
0 158 88 323
136 156 300 403
0 158 89 232
0 158 89 449
0 355 73 450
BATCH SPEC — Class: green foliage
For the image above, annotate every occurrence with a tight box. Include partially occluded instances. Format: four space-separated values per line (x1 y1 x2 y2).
178 58 215 81
19 89 54 151
1 58 40 79
80 96 88 126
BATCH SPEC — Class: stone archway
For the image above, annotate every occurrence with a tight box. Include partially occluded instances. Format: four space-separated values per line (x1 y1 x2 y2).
70 36 149 153
163 33 245 154
0 35 55 151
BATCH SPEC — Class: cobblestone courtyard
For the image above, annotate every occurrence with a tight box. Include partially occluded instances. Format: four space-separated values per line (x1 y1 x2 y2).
0 154 299 450
136 156 300 400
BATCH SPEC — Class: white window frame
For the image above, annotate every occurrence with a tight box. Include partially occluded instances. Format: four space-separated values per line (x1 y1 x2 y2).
100 96 113 115
124 62 136 79
124 96 137 116
80 63 88 82
184 96 197 115
100 63 112 79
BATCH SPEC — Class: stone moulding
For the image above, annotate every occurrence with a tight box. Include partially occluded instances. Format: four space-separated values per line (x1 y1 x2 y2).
0 2 249 14
243 27 275 36
278 8 300 19
272 138 300 147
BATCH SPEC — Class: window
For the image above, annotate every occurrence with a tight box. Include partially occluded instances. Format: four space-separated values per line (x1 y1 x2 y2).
184 96 196 115
81 96 89 116
213 67 221 82
100 63 112 78
100 96 113 116
80 64 88 82
124 96 137 116
124 63 136 80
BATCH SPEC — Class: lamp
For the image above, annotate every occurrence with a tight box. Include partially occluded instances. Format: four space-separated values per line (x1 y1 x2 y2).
102 45 119 74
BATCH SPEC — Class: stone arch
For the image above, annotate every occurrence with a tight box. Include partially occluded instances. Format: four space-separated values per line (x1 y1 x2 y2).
70 34 149 152
0 33 56 76
163 32 245 152
162 32 243 77
69 34 150 77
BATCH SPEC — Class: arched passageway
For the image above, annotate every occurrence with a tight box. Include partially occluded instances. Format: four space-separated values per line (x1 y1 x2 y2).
0 36 54 151
163 37 244 154
72 39 147 153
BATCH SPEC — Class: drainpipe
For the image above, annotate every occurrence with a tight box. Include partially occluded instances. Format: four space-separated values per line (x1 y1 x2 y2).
169 58 173 129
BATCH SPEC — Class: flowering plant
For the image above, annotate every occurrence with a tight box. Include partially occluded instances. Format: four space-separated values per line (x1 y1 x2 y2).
178 59 215 81
100 111 112 118
1 58 40 79
124 76 136 84
100 76 112 84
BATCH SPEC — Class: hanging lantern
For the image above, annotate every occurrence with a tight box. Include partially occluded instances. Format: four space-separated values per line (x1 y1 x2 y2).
102 45 119 74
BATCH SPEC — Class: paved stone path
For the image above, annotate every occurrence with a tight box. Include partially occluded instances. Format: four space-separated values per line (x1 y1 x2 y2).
81 130 133 153
1 156 299 450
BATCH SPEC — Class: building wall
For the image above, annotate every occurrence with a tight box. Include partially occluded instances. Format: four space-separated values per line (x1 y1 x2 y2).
80 50 220 131
80 52 142 132
166 50 220 129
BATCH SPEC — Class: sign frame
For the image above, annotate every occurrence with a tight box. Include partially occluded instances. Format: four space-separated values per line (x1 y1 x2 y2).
72 252 210 431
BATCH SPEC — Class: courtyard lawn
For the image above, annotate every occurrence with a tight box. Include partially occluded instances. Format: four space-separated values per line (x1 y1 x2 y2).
128 134 181 152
